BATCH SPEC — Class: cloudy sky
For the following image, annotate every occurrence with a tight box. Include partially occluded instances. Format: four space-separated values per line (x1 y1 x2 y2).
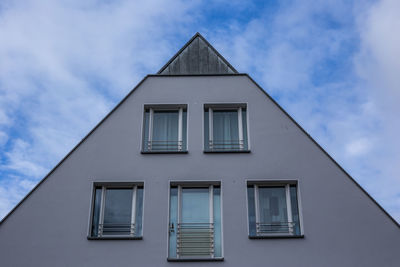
0 0 399 223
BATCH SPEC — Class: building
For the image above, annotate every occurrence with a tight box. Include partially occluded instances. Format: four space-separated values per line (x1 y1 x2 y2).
0 33 399 266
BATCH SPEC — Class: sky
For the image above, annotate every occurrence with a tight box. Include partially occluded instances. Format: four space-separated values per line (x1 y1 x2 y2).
0 0 399 223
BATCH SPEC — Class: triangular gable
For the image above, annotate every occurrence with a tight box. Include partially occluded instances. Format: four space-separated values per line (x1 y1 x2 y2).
158 33 238 75
1 74 398 228
1 30 398 230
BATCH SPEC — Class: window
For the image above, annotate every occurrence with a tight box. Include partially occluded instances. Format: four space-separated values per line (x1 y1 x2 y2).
168 182 222 260
142 105 187 152
204 104 248 152
247 181 302 238
90 183 144 239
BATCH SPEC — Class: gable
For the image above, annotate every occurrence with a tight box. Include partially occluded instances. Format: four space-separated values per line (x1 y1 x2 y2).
158 33 237 75
1 74 398 230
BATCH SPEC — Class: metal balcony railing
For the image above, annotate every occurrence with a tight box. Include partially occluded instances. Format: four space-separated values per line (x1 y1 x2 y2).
256 221 295 235
177 223 214 257
98 223 135 237
147 140 183 151
208 140 244 151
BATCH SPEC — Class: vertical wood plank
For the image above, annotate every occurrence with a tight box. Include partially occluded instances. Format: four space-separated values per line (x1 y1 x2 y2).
188 37 199 74
170 57 180 74
179 47 189 74
208 47 218 73
199 38 209 74
159 36 237 74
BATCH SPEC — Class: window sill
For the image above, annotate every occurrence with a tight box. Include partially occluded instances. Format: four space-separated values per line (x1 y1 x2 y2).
141 150 188 154
87 236 143 240
167 257 224 262
249 234 304 239
204 150 251 153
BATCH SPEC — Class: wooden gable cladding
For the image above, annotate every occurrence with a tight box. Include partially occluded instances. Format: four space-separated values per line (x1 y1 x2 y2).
158 33 238 75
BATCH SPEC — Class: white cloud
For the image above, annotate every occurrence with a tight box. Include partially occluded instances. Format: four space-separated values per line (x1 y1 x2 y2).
0 0 398 224
0 131 8 146
210 0 400 222
0 176 37 220
357 0 400 106
3 139 48 178
0 0 200 220
0 110 10 125
345 138 373 157
352 0 400 221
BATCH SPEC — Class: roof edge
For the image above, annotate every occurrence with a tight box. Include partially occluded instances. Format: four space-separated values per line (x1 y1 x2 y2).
244 74 400 229
150 73 246 77
2 74 398 229
156 32 238 74
0 75 150 225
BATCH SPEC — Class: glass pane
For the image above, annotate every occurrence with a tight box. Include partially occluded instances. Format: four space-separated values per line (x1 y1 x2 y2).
213 110 239 150
182 110 187 151
169 187 178 258
242 108 248 150
143 109 150 151
213 187 222 257
91 187 102 237
135 187 144 237
180 187 212 258
247 185 256 237
103 188 133 235
152 110 179 151
181 188 209 223
204 109 209 150
258 186 288 233
290 185 301 235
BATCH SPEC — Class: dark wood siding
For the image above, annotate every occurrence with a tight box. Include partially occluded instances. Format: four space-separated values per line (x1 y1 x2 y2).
159 33 237 75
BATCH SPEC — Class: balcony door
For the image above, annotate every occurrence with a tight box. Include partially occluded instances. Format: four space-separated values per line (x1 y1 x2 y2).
169 184 222 259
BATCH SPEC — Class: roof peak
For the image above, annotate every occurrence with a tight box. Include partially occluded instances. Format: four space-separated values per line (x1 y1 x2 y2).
157 33 238 75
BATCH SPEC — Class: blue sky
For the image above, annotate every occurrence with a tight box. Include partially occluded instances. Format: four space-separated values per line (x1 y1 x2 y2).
0 0 399 223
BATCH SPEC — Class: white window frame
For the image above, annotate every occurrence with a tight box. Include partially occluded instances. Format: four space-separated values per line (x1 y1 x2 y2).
248 181 302 237
144 105 186 152
91 184 140 238
205 104 247 151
